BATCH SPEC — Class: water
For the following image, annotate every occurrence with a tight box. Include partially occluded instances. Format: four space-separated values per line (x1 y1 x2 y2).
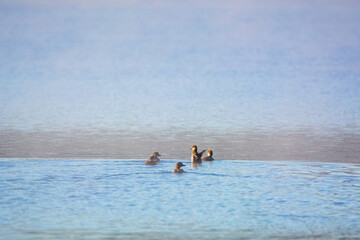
1 159 360 239
1 1 360 237
1 128 360 163
1 0 360 162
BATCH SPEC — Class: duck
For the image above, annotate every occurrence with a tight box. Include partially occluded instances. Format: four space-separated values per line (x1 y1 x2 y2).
191 145 206 164
202 149 214 161
172 162 186 173
144 152 161 165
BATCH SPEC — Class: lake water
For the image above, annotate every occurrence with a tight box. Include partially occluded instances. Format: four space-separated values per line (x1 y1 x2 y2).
1 0 360 162
1 159 360 239
1 1 360 238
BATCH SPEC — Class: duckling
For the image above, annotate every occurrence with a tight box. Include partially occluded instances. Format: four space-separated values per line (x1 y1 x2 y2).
191 145 206 164
202 149 214 161
144 152 161 165
172 162 186 173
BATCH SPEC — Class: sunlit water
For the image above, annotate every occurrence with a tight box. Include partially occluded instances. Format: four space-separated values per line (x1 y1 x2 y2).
1 159 360 239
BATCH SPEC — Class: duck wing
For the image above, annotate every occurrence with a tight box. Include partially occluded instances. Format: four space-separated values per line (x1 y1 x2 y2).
199 149 206 157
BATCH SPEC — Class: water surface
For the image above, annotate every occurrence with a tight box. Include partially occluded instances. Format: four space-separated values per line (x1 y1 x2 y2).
1 0 360 162
1 159 360 239
1 128 360 163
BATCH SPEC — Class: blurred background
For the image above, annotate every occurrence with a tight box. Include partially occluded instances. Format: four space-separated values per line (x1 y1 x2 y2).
1 0 359 161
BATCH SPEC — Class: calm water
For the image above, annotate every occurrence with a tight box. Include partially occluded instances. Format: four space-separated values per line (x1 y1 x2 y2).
1 159 360 239
1 0 360 162
1 1 360 237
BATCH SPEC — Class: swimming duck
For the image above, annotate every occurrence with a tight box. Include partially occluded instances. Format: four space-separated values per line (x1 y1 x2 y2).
202 149 214 161
172 162 186 173
144 152 161 165
191 145 206 164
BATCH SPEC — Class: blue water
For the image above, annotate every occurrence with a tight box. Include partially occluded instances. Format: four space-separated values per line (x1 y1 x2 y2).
1 1 360 238
1 0 360 132
1 159 360 239
1 0 360 162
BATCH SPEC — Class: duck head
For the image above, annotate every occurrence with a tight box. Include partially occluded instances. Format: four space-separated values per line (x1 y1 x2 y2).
175 162 186 170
